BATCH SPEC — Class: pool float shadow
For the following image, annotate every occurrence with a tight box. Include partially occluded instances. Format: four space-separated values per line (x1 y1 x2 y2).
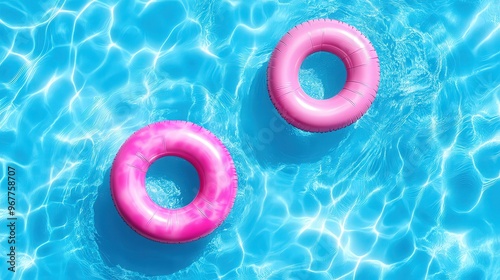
94 169 209 276
239 63 348 167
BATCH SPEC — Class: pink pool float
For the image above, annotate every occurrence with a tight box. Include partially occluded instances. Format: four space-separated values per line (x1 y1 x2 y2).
268 19 380 132
110 121 238 243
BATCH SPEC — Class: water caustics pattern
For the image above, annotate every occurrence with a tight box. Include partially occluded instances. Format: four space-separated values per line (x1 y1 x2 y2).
0 0 499 279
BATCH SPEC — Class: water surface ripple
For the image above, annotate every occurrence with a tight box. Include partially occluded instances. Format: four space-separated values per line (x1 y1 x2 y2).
0 0 499 279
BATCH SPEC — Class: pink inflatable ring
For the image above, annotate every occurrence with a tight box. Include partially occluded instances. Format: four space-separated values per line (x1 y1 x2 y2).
110 121 238 243
268 19 380 132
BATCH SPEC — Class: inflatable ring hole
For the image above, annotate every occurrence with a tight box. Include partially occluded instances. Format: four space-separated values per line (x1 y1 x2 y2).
145 156 200 209
298 51 347 100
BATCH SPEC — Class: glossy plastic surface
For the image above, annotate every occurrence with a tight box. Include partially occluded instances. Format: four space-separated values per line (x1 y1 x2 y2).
110 121 238 243
268 19 380 132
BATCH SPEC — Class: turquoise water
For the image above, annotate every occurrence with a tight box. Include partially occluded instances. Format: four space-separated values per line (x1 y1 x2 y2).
1 0 499 279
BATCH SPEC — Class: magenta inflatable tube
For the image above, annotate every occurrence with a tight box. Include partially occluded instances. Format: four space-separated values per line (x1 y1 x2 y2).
110 121 238 243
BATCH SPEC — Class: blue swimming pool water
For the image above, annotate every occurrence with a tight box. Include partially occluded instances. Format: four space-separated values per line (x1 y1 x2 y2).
1 0 499 279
